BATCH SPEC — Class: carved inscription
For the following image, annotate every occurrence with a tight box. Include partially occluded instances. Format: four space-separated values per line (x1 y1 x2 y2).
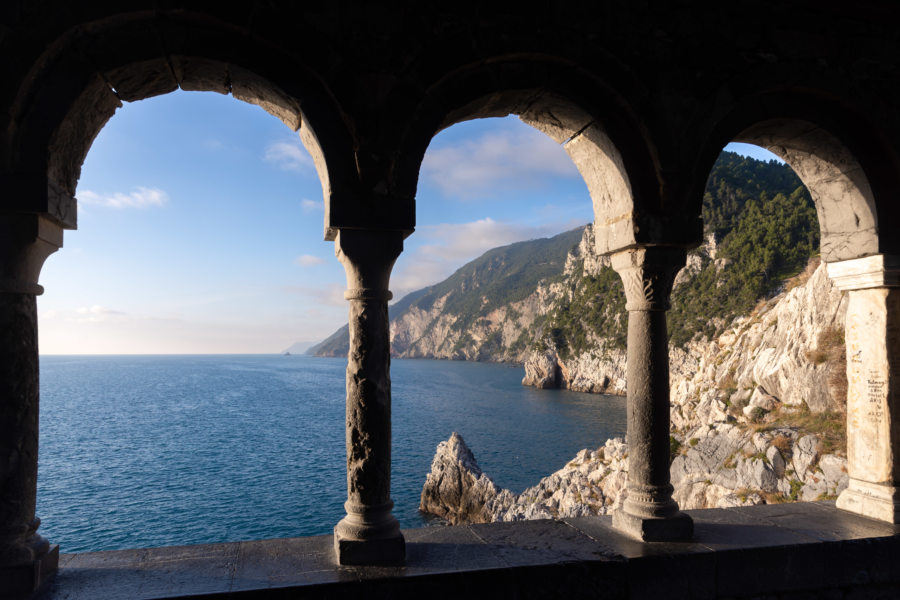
867 373 886 421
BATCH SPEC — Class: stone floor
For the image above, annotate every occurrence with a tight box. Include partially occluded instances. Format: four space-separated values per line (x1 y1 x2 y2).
34 502 900 599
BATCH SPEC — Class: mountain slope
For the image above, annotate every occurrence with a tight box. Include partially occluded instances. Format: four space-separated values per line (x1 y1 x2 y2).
308 227 583 359
307 151 826 396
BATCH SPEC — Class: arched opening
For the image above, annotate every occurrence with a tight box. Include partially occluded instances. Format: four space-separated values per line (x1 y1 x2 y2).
667 139 850 509
36 89 353 552
392 76 690 528
379 115 629 524
735 120 878 263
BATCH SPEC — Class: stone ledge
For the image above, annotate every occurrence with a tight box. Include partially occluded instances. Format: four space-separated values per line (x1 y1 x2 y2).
826 254 900 290
34 502 900 600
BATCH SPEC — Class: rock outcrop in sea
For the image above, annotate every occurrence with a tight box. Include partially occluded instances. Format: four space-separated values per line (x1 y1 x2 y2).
419 432 502 524
421 427 848 523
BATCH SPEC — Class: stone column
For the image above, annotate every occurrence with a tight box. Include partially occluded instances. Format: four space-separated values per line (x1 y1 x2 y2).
827 254 900 523
332 229 405 565
0 214 62 595
610 247 693 541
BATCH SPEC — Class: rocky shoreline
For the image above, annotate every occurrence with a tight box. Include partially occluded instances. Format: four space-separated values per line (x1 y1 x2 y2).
420 429 847 523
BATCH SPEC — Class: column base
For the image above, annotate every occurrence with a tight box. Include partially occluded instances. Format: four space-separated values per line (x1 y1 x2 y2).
334 530 405 566
836 478 900 523
613 509 693 542
333 501 405 565
0 544 58 598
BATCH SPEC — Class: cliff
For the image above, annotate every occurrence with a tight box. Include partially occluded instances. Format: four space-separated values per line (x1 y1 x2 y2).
421 425 848 522
420 257 850 520
307 152 824 407
309 226 585 362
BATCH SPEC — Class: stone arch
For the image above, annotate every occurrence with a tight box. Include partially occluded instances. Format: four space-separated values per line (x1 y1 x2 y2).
391 57 704 254
2 10 356 240
735 121 877 263
698 94 900 263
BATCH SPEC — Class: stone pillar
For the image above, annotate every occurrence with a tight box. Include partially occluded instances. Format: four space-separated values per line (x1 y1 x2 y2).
332 229 405 565
827 254 900 523
0 214 62 595
610 247 693 541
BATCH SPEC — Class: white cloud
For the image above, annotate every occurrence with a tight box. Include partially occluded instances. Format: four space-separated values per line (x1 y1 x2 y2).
421 128 579 198
300 198 322 213
390 217 576 298
73 305 127 323
295 254 326 267
77 187 169 209
265 138 313 171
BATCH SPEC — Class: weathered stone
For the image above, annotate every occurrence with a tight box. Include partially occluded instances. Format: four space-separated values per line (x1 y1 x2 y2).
610 247 692 541
333 229 405 565
830 264 900 523
793 435 820 479
4 6 900 595
521 350 560 389
767 446 786 478
818 454 847 487
749 387 780 412
419 433 500 524
0 214 62 593
735 458 778 492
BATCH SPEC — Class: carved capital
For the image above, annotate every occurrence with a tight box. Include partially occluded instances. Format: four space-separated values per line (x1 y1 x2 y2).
610 247 686 311
0 214 63 295
335 229 404 300
826 254 900 291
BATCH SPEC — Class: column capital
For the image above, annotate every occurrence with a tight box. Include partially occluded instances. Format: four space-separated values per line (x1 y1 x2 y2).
335 229 404 298
826 254 900 291
610 246 686 311
0 214 63 295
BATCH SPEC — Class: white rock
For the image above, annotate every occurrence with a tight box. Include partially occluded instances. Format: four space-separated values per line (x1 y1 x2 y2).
793 435 820 478
766 445 786 478
818 454 847 486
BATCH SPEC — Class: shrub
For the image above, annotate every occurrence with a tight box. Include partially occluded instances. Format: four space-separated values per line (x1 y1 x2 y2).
669 436 682 462
788 479 804 501
749 406 768 423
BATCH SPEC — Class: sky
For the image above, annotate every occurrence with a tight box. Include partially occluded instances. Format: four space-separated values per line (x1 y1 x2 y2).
36 91 780 354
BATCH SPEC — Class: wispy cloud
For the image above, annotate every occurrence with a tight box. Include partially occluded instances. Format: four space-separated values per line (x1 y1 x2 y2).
77 187 169 209
74 305 127 323
265 138 313 171
391 217 579 298
295 254 326 267
282 282 347 307
203 138 226 151
300 198 322 213
421 128 579 198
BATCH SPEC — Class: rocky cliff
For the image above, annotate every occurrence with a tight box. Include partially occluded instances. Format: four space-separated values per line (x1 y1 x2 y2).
421 425 848 522
308 227 583 361
307 154 824 406
420 257 850 521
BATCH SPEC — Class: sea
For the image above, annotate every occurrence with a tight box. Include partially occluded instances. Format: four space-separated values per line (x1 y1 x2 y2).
36 354 626 553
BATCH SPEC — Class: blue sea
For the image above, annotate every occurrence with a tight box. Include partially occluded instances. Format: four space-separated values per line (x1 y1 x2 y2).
37 355 626 553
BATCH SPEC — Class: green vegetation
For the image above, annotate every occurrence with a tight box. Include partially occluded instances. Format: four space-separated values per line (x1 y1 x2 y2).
310 150 821 360
669 435 682 462
668 156 819 347
541 265 627 358
543 151 819 355
416 228 583 318
756 404 846 455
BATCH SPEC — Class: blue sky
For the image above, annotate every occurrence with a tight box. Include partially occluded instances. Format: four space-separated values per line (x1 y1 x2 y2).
37 91 779 354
